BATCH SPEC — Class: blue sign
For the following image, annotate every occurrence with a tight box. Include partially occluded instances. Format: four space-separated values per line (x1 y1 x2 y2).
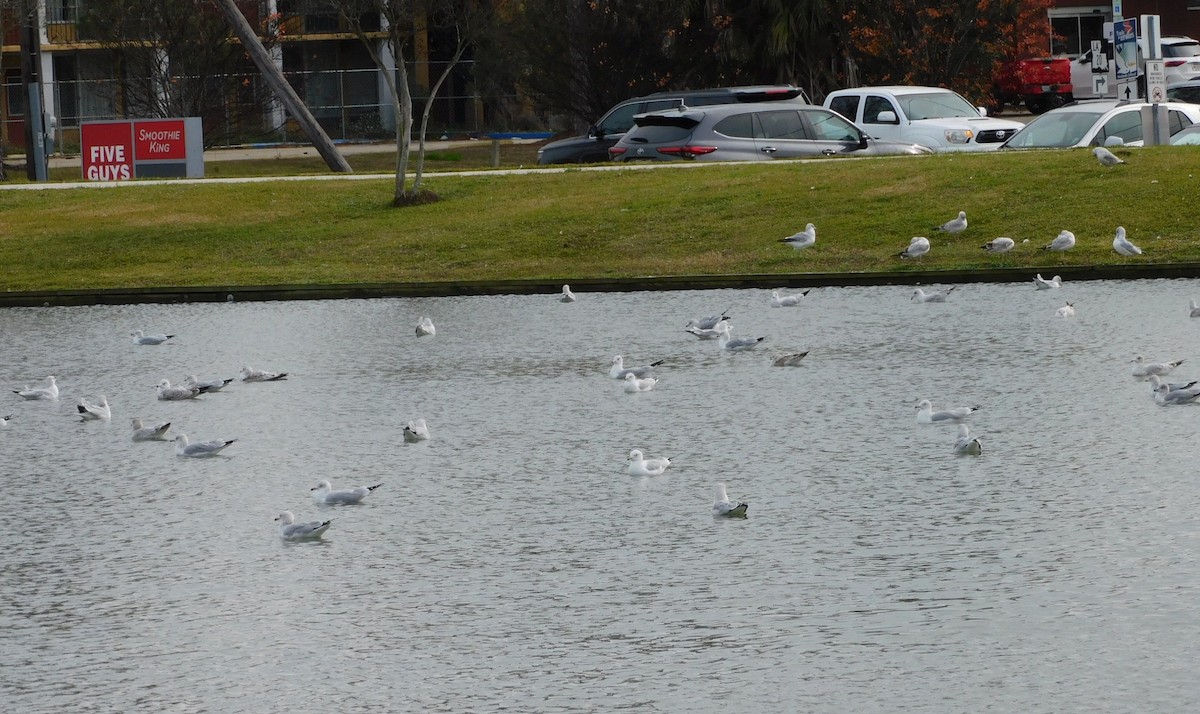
1114 18 1139 80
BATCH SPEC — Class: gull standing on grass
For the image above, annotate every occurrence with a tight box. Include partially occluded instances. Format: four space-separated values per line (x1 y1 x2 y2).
1131 356 1185 379
623 373 658 393
275 511 333 541
712 483 749 518
77 395 111 421
952 424 983 455
560 284 577 302
899 236 930 259
311 480 383 505
1033 274 1062 290
403 418 430 442
240 365 288 382
1094 146 1125 166
131 418 171 441
1055 302 1075 318
173 433 237 457
131 330 174 345
912 286 956 303
715 323 765 351
610 355 664 379
1112 226 1143 256
916 399 980 424
13 376 58 401
1043 230 1075 252
770 289 809 307
627 449 672 477
781 223 816 250
934 211 968 234
415 316 436 336
982 237 1015 253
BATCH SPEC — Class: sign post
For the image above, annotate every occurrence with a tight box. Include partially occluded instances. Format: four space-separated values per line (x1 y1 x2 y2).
1114 18 1139 99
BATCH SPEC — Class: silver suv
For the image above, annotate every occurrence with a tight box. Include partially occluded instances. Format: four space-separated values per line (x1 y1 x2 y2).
536 86 810 165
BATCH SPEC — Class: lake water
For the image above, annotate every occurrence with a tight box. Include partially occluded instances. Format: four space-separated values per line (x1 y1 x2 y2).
3 279 1200 713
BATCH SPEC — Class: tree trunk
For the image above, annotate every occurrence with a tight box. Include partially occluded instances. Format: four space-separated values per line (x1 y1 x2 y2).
212 0 352 173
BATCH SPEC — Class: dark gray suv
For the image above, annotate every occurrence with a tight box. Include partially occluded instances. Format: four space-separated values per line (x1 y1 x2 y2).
536 86 810 165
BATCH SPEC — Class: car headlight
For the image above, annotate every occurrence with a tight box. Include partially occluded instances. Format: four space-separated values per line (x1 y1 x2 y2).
944 129 974 144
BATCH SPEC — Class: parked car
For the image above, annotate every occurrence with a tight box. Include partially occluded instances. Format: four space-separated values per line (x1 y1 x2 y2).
1159 35 1200 85
1073 35 1200 100
536 85 810 165
992 57 1074 114
999 99 1200 149
1168 78 1200 104
1169 124 1200 145
607 103 932 162
823 86 1024 151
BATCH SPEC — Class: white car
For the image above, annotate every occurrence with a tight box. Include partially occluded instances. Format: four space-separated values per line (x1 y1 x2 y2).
1158 36 1200 85
1000 99 1200 149
824 86 1024 151
1073 35 1200 100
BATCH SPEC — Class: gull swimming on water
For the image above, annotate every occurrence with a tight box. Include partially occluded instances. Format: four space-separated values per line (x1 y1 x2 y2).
1131 356 1185 379
952 424 983 455
1154 382 1200 406
772 351 809 367
1190 299 1200 318
1043 230 1075 251
1055 302 1075 317
610 355 664 379
185 375 234 391
1094 146 1125 166
403 418 430 442
0 415 13 426
13 375 58 401
1148 375 1199 394
77 395 111 421
982 237 1015 253
275 511 333 541
1033 274 1062 290
781 223 816 250
1112 226 1142 256
627 449 672 477
156 379 203 401
686 324 727 340
415 316 436 336
623 373 658 393
770 289 809 307
131 417 171 441
715 323 765 351
132 330 174 345
685 308 731 332
560 284 577 302
311 480 383 505
934 211 968 234
173 433 237 457
240 366 288 382
916 399 980 424
712 483 749 518
912 286 955 303
899 236 930 259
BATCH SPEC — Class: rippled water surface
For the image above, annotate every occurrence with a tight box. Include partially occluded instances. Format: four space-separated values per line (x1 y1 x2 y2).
4 280 1200 713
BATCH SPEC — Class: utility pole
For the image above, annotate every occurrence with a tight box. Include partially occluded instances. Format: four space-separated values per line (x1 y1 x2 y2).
212 0 352 173
18 3 47 181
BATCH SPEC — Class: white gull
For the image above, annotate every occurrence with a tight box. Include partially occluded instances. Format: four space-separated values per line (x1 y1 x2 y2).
311 480 383 505
275 511 333 541
916 399 979 424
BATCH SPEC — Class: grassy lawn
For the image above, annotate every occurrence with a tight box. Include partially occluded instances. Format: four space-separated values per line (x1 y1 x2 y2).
2 143 1199 292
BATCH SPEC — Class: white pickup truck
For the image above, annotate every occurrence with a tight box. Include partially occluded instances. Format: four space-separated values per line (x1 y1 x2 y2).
823 86 1025 151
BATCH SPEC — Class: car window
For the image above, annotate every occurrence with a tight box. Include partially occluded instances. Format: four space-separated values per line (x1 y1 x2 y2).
1004 110 1101 148
597 99 680 135
1163 41 1200 59
1168 86 1200 104
828 95 860 121
1168 110 1194 135
755 111 809 140
803 109 860 141
713 113 755 138
622 124 694 143
1095 110 1142 146
862 96 898 124
1173 127 1200 145
896 92 978 120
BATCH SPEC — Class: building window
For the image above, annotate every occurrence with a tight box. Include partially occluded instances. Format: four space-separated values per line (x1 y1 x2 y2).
1050 7 1109 57
48 0 80 23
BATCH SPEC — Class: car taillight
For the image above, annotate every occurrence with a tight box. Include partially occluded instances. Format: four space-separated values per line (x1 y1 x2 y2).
658 145 718 158
1166 60 1185 67
609 146 627 156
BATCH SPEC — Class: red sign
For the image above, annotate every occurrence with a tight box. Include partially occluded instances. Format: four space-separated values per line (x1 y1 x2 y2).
134 120 187 160
81 121 134 181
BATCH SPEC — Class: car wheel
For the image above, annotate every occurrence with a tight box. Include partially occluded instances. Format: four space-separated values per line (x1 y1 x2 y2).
1024 96 1046 114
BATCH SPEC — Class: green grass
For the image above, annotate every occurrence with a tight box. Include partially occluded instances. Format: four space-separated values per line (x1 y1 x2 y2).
2 144 1199 292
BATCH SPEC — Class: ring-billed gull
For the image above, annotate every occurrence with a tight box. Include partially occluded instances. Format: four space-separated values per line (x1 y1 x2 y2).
627 449 672 477
13 375 58 401
131 330 174 345
770 289 810 307
131 418 171 441
1154 382 1200 406
916 399 980 424
622 373 658 393
712 483 749 518
1033 273 1062 290
1131 356 1185 379
1190 299 1200 318
772 351 809 367
560 284 577 302
1054 302 1075 317
899 236 930 259
781 223 816 250
240 366 288 382
1 415 13 427
275 511 333 541
1094 146 1125 166
1148 375 1199 393
685 324 726 340
185 375 234 391
311 480 383 505
912 286 955 303
77 395 111 421
934 211 968 233
403 418 430 442
1043 230 1075 251
610 356 664 379
416 316 436 336
952 424 983 455
173 433 237 457
715 323 765 351
156 379 203 401
982 237 1015 253
1112 226 1142 256
685 308 731 331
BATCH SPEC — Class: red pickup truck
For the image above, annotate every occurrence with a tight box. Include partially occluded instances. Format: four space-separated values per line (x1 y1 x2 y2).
992 57 1074 114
